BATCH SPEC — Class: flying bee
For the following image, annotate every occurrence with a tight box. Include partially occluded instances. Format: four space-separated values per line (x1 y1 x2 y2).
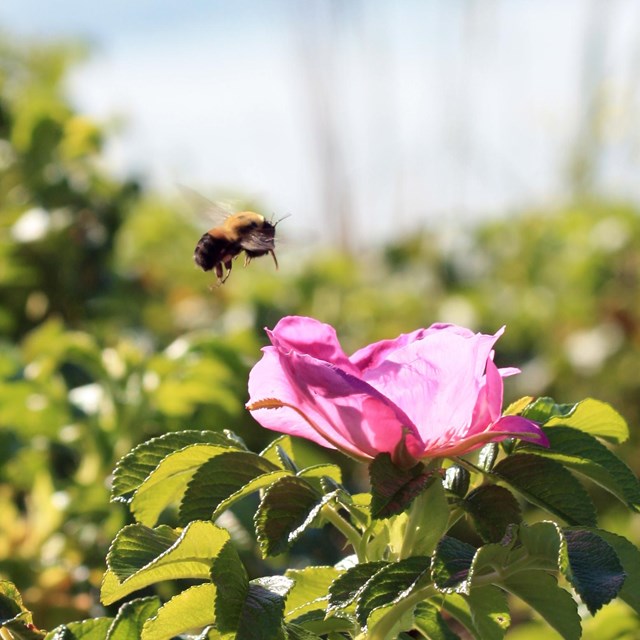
194 209 287 284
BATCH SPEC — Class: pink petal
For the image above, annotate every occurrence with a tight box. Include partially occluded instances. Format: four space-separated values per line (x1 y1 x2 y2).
362 326 502 445
469 357 504 433
247 347 423 460
350 328 430 373
267 316 359 375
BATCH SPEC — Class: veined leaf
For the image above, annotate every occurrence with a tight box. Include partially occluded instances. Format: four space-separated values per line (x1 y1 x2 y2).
327 562 388 612
413 601 461 640
112 431 242 503
178 451 283 524
101 521 229 605
356 556 432 628
562 529 625 615
106 597 162 639
369 453 435 519
254 476 322 557
130 443 235 526
463 485 521 543
518 426 640 511
284 566 343 620
579 529 640 615
501 571 580 640
466 585 510 640
210 540 249 634
47 619 114 639
141 584 217 640
543 398 629 444
493 453 597 526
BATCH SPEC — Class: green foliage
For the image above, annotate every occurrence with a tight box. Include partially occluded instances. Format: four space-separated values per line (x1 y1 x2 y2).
3 396 636 639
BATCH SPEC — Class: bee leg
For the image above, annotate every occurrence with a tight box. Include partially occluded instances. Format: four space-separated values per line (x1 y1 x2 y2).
219 259 233 284
269 250 279 270
243 254 252 267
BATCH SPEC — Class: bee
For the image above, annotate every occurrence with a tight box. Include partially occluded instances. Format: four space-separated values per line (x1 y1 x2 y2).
194 210 285 284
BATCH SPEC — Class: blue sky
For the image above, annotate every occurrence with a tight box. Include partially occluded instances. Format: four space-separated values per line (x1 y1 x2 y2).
2 1 640 245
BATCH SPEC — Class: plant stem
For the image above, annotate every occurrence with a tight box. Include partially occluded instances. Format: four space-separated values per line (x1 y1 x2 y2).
367 584 437 640
321 504 363 559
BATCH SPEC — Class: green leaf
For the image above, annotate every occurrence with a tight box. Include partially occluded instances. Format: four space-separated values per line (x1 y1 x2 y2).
493 453 597 526
464 485 521 543
49 619 114 639
327 562 388 612
106 597 162 639
432 537 476 592
440 594 477 639
297 463 343 487
543 398 629 444
520 397 575 423
141 584 217 640
284 567 343 620
561 528 625 614
356 556 431 628
518 426 640 510
466 585 510 640
254 476 321 557
369 453 435 519
235 576 294 640
501 571 581 640
0 579 27 621
210 540 249 633
130 443 236 526
179 451 283 524
101 521 229 605
413 601 461 640
283 623 323 640
112 431 242 502
579 529 640 615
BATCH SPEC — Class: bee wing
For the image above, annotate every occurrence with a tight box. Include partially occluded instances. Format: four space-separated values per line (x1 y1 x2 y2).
239 228 277 252
177 184 236 225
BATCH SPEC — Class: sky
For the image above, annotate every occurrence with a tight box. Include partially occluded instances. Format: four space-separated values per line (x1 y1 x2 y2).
2 0 640 247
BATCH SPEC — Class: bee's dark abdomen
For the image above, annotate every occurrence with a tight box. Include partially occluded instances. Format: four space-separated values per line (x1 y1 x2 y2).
194 233 221 271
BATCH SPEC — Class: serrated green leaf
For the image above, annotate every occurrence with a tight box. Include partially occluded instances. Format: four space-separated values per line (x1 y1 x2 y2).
521 397 574 423
284 567 343 620
112 431 241 502
49 619 114 639
297 463 343 486
0 580 28 619
518 426 640 510
561 528 625 615
579 529 640 614
141 584 216 640
356 556 431 628
464 485 521 543
130 443 235 526
466 585 510 640
501 571 581 640
369 453 434 519
493 453 597 526
413 601 461 640
106 597 162 639
432 537 476 592
327 562 388 611
101 521 229 605
544 398 629 444
178 451 282 524
211 540 249 633
107 525 180 581
3 621 45 640
285 609 356 636
254 476 321 557
283 623 323 640
233 576 294 640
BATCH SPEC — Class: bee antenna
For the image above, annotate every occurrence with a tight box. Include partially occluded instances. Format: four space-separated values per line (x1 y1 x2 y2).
272 213 292 227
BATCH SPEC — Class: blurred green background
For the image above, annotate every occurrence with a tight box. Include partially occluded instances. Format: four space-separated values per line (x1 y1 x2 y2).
1 6 640 634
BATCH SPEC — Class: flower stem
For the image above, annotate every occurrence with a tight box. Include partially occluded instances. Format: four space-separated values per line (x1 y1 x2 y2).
321 504 363 559
366 583 437 640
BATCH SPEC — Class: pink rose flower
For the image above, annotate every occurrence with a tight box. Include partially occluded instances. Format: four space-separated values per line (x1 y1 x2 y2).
246 317 548 464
